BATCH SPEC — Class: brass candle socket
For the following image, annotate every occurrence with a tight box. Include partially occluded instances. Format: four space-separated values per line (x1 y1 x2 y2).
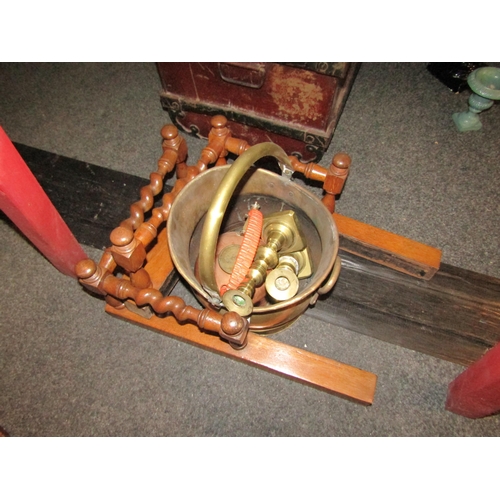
222 210 306 316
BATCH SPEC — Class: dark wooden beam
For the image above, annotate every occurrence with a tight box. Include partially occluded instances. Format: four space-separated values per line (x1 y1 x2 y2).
333 213 441 280
14 143 149 250
12 142 500 366
309 252 499 366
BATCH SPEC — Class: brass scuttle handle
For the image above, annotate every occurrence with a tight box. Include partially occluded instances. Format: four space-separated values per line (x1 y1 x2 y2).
198 142 293 304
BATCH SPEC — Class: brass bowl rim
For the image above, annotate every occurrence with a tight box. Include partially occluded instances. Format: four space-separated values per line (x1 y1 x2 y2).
167 164 339 314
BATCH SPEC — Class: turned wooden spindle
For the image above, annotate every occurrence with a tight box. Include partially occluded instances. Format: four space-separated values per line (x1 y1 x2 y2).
322 153 351 213
160 124 188 179
130 285 249 347
130 268 153 289
94 250 123 307
133 174 191 250
103 127 187 283
120 125 186 232
120 172 163 232
208 115 232 166
98 249 118 274
289 153 351 213
289 155 328 184
133 220 159 250
134 167 197 244
225 135 250 157
196 115 232 172
75 261 249 348
288 153 351 213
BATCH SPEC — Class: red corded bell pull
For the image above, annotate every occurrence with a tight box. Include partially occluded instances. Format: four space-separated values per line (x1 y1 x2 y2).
220 205 263 296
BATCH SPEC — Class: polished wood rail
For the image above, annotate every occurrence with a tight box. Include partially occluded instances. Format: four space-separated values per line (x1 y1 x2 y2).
107 302 377 405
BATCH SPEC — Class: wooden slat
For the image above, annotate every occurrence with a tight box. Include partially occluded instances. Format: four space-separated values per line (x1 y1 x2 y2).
14 142 148 250
333 212 442 279
106 300 377 405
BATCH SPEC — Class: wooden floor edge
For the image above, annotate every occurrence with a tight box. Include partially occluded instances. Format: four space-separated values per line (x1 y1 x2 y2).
105 304 377 406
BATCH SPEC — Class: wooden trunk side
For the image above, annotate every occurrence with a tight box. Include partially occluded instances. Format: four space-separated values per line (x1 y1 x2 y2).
157 63 339 131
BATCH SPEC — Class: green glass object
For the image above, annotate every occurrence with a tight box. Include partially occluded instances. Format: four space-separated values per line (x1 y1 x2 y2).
452 66 500 131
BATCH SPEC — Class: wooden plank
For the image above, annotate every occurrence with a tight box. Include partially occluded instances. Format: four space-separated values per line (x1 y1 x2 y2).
445 341 500 418
14 142 149 250
106 296 377 405
14 143 500 366
309 252 500 366
333 212 442 279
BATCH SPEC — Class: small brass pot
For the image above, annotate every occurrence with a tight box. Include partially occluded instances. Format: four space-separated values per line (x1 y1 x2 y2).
167 144 339 334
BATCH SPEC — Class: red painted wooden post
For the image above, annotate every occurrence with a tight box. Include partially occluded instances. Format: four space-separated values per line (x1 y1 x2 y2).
0 127 87 277
445 341 500 419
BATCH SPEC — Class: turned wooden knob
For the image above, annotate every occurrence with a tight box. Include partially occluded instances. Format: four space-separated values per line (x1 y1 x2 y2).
325 152 351 194
160 124 179 141
75 258 107 295
219 311 249 349
322 152 352 213
110 226 146 273
331 152 351 172
75 259 97 279
110 226 134 247
221 311 246 336
211 115 228 129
